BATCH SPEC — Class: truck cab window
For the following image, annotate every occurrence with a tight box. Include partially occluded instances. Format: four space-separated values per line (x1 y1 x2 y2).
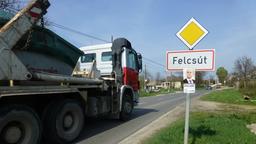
127 51 137 70
81 53 96 63
101 51 112 62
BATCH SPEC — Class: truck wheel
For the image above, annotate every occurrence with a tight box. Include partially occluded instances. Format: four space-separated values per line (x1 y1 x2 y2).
43 99 84 144
0 105 41 144
120 92 133 121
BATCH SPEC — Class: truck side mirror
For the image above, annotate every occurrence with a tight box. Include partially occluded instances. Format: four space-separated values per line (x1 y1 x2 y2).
137 53 142 72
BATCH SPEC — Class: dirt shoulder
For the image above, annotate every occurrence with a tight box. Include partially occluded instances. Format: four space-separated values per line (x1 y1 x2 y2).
119 94 256 144
192 96 256 113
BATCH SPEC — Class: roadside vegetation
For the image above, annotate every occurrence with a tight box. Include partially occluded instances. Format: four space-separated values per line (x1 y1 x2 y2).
143 111 256 144
139 87 206 97
201 88 256 105
143 88 256 144
239 81 256 100
139 88 175 97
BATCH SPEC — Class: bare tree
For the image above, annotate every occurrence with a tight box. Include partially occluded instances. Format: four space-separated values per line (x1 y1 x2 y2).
0 0 51 26
207 74 215 85
146 71 153 81
253 66 256 79
234 56 255 88
167 73 182 82
195 71 206 87
0 0 19 11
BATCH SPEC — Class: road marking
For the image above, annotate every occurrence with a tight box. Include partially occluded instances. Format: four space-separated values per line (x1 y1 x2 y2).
119 91 210 144
119 102 185 144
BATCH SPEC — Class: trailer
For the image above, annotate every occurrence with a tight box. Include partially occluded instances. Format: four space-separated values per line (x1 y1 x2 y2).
0 1 142 144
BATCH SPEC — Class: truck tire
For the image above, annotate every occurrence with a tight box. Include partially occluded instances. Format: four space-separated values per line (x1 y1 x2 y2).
0 105 41 144
120 92 134 121
43 99 84 144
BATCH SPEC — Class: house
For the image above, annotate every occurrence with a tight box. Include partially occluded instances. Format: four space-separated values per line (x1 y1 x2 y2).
161 82 171 89
146 80 182 91
146 81 158 91
173 81 182 89
161 81 182 89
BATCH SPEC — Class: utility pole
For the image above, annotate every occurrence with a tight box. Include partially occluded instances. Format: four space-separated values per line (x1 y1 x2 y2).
166 71 169 92
170 71 172 89
208 75 211 85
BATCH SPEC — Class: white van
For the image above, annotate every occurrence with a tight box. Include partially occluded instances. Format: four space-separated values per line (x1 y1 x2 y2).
79 43 112 76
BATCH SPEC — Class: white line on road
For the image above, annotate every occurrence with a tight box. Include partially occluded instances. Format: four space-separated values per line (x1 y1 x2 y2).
119 91 210 144
118 102 185 144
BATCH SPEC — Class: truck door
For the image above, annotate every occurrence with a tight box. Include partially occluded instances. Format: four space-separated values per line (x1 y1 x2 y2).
123 48 139 91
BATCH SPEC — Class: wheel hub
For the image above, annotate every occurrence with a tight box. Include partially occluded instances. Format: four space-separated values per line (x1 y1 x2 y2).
3 125 22 144
63 113 74 130
125 102 132 113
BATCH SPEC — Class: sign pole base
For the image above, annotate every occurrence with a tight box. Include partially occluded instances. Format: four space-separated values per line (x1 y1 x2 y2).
184 93 190 144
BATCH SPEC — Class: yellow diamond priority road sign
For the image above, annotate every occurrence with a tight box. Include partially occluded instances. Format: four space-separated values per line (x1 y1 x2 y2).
176 18 208 49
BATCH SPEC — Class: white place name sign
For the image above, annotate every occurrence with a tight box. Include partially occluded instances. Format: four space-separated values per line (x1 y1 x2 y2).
166 49 215 71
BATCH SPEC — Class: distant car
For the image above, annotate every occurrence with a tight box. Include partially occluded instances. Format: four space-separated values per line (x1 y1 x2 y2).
205 85 212 90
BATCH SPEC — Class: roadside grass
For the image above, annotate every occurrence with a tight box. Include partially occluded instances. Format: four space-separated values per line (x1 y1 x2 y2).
239 88 256 99
143 112 256 144
200 88 256 105
139 88 176 97
140 87 205 97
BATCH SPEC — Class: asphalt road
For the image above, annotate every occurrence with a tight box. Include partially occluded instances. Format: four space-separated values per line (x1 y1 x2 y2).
76 90 209 144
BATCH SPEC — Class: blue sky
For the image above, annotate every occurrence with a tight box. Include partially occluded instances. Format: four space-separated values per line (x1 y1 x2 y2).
45 0 256 78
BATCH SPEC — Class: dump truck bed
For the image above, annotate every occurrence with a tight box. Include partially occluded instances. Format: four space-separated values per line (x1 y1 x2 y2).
0 84 103 97
0 11 83 76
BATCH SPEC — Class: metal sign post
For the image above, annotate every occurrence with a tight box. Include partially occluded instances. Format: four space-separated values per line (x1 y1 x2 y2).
184 92 190 144
183 68 195 144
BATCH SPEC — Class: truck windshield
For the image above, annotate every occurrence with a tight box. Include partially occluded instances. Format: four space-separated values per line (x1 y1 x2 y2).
101 51 112 62
81 53 96 63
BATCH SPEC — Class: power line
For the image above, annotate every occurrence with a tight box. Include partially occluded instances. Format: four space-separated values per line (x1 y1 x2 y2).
3 1 174 70
144 61 164 69
143 56 165 68
144 64 166 74
51 22 110 43
143 60 167 73
50 22 166 68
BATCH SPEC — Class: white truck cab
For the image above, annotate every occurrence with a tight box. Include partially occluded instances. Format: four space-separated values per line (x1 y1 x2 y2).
79 43 113 76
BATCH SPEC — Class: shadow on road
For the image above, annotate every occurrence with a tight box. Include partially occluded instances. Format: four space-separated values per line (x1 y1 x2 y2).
76 108 158 143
